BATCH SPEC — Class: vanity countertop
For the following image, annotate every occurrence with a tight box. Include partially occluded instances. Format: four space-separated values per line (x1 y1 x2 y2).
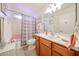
35 33 79 52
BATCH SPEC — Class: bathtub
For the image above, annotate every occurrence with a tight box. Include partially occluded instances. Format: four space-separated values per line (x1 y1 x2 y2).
0 40 21 53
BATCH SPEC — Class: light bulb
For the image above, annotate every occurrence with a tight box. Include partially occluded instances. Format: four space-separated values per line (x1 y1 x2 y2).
45 7 52 14
56 3 64 10
14 14 22 19
51 4 56 12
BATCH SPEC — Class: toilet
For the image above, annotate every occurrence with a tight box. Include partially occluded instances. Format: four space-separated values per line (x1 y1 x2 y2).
26 39 35 50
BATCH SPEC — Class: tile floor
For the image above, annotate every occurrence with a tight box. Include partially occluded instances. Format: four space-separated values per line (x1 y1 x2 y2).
0 45 37 56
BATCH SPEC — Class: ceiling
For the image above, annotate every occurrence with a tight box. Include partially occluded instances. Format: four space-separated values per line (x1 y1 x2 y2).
7 3 50 18
0 3 75 18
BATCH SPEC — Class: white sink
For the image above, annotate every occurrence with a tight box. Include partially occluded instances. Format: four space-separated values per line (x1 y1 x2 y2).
61 39 68 42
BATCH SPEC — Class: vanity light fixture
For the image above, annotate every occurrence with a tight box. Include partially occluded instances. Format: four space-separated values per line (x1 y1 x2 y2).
14 14 22 19
45 3 64 14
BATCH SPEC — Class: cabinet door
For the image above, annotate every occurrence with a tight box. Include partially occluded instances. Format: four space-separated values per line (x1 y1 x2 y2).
53 43 75 56
35 36 40 55
40 43 51 56
67 50 75 56
75 52 79 56
36 40 40 55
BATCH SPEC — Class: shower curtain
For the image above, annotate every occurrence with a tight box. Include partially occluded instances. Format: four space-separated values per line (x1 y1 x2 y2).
21 15 36 46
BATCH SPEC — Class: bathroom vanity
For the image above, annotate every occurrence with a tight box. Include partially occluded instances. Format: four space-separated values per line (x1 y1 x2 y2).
34 33 79 56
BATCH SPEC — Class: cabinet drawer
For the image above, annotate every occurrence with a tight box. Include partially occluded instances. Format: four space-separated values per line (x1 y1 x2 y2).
53 43 75 56
53 51 62 56
40 38 51 48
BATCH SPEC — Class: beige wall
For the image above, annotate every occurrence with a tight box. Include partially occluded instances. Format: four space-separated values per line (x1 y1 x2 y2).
76 3 79 34
77 4 79 24
11 16 21 35
0 17 4 43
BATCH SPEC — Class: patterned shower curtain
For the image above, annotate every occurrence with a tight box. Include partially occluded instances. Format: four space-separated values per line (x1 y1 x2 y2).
21 15 36 46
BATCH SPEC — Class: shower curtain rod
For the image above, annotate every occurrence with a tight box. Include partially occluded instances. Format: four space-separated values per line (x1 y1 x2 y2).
7 9 28 16
0 3 7 16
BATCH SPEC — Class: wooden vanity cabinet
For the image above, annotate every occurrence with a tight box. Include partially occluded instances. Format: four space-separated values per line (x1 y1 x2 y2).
40 38 52 56
35 36 40 55
35 35 79 56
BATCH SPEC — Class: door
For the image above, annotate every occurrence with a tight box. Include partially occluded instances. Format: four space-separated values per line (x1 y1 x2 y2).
0 17 4 47
0 17 4 42
40 43 51 56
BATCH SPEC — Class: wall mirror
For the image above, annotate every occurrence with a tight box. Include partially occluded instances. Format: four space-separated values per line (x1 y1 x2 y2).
43 3 76 34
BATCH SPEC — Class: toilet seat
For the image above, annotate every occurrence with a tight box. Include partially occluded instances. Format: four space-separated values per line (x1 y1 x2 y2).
26 39 35 45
